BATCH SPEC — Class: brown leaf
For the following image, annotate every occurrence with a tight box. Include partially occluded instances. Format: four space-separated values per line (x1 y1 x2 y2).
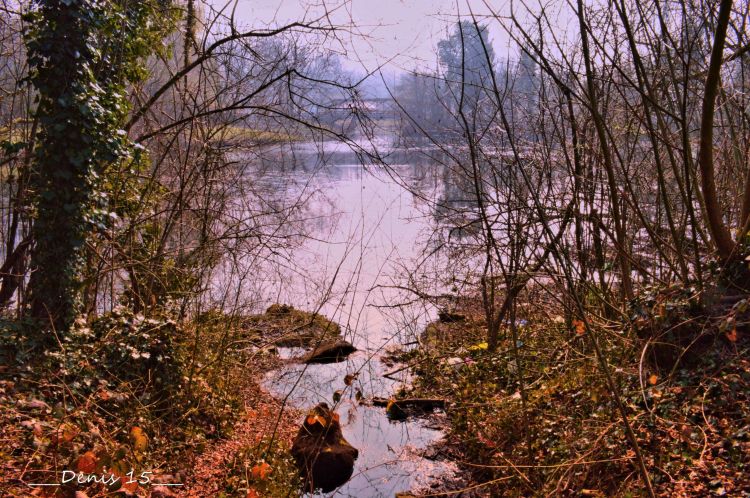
55 423 78 444
76 451 98 473
726 327 738 342
120 477 138 494
306 415 327 427
251 461 272 480
572 319 585 336
129 426 148 452
111 469 138 495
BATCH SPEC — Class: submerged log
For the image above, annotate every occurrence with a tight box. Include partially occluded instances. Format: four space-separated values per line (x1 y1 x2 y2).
291 403 358 493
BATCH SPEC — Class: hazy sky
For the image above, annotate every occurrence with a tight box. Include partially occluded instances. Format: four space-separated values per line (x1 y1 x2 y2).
208 0 533 73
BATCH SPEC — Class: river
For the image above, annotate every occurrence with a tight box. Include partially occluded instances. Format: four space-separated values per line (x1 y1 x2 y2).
242 138 461 496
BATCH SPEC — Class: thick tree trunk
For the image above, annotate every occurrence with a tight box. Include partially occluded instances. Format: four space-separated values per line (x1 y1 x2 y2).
26 0 101 332
698 0 735 261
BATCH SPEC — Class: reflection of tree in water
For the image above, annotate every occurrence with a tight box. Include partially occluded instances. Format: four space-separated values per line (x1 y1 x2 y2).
210 141 341 311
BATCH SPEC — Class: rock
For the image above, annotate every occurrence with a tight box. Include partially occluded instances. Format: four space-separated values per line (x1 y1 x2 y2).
303 340 356 364
292 403 358 493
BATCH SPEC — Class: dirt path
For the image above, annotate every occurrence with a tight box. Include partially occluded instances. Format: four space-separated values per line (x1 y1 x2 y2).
182 374 301 497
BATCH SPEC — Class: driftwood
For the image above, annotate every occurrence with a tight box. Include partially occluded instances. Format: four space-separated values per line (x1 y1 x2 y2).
370 397 446 410
303 340 356 363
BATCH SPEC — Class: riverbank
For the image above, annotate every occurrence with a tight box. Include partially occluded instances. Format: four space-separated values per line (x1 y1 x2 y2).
0 305 339 497
183 371 301 497
391 289 750 496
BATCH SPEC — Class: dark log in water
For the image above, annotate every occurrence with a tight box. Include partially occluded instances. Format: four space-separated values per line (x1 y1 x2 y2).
371 397 445 408
303 340 356 363
291 403 359 492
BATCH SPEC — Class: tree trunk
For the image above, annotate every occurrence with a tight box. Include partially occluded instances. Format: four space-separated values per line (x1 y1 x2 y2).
26 0 102 332
698 0 735 261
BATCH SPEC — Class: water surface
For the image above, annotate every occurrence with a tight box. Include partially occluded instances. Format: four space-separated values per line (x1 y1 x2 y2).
255 139 460 496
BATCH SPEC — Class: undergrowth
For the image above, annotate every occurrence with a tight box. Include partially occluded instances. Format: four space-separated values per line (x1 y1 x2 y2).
402 288 749 497
0 304 314 497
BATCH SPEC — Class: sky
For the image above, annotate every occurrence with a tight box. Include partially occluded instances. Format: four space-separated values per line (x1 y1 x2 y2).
205 0 537 74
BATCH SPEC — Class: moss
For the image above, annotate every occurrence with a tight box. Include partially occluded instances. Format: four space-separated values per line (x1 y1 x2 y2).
242 304 342 347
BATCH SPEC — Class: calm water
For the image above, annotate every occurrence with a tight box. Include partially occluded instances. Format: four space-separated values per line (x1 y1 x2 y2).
251 139 460 496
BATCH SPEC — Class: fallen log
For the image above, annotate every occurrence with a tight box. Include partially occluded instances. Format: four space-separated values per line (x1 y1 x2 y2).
303 340 356 364
370 397 446 410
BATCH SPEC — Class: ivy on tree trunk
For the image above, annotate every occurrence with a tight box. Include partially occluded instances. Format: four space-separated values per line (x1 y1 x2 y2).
24 0 172 335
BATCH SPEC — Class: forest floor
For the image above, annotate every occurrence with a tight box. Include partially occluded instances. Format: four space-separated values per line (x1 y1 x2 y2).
181 359 301 498
3 288 749 497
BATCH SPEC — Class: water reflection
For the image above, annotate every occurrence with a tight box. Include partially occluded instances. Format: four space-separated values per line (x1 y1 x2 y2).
246 139 460 496
265 350 456 497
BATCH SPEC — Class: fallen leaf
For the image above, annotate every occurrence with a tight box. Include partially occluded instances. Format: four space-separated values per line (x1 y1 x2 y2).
246 490 260 498
572 319 585 336
56 423 78 444
727 328 738 342
648 374 658 385
111 469 138 494
306 414 327 427
120 478 138 494
22 399 51 411
129 427 148 452
251 461 272 480
76 451 98 473
468 341 488 351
